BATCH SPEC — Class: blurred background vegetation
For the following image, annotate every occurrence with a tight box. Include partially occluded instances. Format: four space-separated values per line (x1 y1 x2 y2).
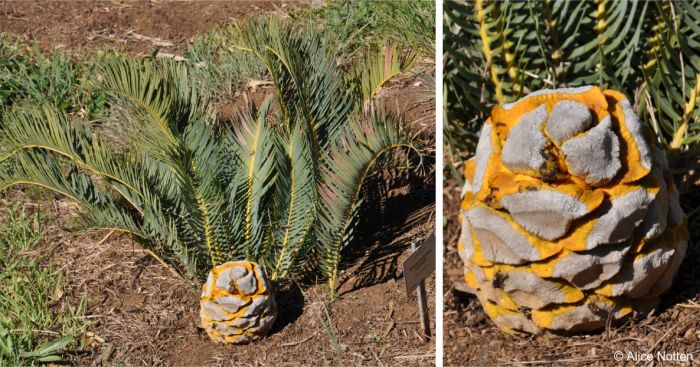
444 0 700 183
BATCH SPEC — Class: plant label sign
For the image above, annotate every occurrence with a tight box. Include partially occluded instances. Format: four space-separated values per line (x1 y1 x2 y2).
403 233 435 295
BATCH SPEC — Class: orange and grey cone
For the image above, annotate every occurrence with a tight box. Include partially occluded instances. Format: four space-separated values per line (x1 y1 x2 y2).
458 86 688 334
200 261 277 343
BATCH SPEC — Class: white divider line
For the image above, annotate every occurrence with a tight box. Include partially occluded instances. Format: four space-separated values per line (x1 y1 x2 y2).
435 0 445 365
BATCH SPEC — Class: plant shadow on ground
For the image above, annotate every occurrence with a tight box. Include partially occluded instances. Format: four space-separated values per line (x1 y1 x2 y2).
658 175 700 312
335 167 435 297
267 281 305 336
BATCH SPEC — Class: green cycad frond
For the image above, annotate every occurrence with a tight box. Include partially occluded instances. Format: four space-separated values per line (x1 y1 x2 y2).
641 0 700 164
0 150 110 209
95 58 191 199
0 17 427 295
0 104 147 208
565 0 650 89
271 121 316 281
465 0 649 99
353 43 418 107
96 58 232 272
317 105 423 297
182 115 231 267
96 57 180 146
233 16 353 152
226 96 278 261
444 0 489 176
233 16 426 288
446 0 700 172
0 104 201 279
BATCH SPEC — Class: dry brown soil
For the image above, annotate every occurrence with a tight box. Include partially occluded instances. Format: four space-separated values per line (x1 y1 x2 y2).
0 1 437 366
0 0 297 54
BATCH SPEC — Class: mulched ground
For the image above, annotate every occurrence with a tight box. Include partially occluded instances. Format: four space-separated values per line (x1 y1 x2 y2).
1 1 437 366
443 166 700 366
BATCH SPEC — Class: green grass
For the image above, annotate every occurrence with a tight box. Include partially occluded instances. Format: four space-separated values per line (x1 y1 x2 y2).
0 200 87 366
0 35 107 119
183 1 435 103
184 28 267 102
1 2 435 113
288 0 435 63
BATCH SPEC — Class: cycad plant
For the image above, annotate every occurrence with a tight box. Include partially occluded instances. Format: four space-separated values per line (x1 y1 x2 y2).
0 17 422 299
445 0 700 176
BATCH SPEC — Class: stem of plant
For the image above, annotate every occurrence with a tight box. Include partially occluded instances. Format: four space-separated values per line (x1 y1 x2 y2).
670 73 700 150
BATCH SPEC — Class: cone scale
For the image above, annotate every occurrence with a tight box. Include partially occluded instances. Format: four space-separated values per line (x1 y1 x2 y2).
458 86 688 334
200 261 277 344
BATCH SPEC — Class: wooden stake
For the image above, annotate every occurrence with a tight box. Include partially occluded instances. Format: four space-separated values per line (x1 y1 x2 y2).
412 241 431 343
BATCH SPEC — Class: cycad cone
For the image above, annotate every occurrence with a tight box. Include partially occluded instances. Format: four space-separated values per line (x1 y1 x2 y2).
200 261 277 343
458 86 688 334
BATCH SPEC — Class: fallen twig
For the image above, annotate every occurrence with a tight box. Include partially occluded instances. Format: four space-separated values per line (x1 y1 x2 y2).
392 353 435 360
370 349 385 367
382 319 396 338
385 301 394 321
607 336 646 344
127 31 173 47
95 230 115 247
646 325 676 354
155 52 188 62
280 333 316 347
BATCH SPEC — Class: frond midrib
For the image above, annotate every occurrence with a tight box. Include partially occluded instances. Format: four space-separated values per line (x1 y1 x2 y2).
106 88 178 146
1 144 145 216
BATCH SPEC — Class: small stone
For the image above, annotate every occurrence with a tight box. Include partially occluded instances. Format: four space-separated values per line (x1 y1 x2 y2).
683 328 697 343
